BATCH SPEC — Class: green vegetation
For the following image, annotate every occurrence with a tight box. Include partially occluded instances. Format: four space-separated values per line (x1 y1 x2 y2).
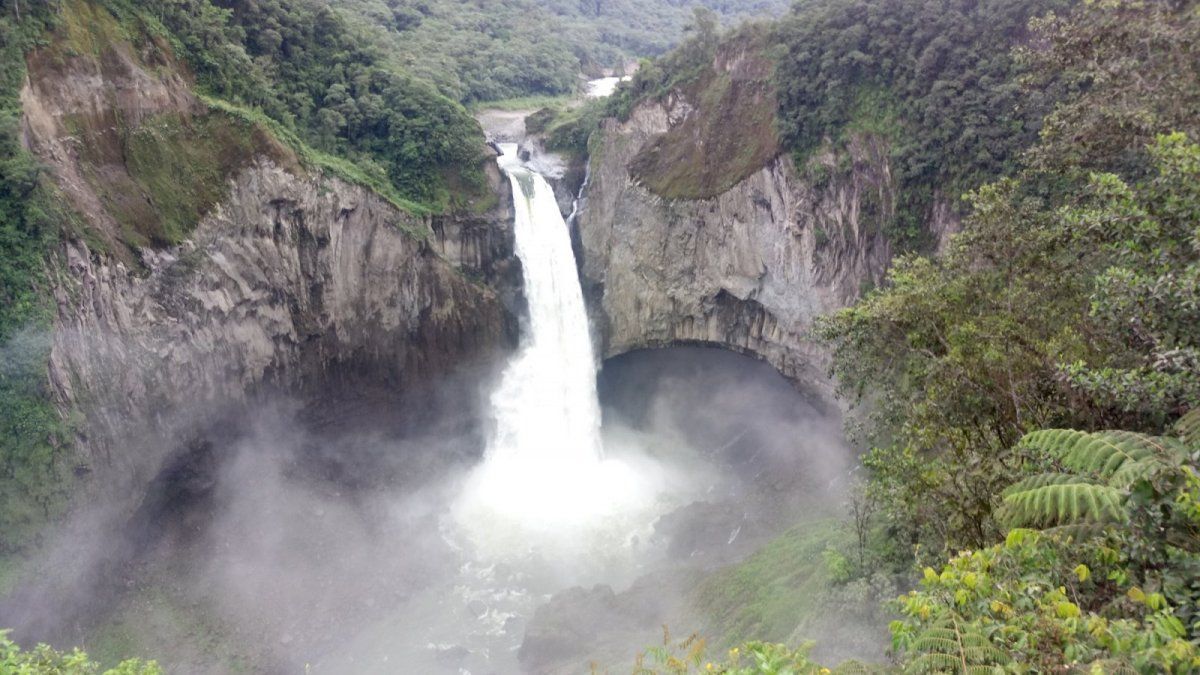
772 0 1070 243
894 529 1199 672
201 96 438 226
698 522 843 646
332 0 790 104
95 111 263 248
0 2 75 554
892 415 1200 671
633 636 835 674
469 94 575 113
0 631 160 675
108 0 488 211
695 520 891 650
819 131 1200 554
85 585 260 673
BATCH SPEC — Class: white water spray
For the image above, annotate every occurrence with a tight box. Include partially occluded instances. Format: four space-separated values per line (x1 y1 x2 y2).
453 144 660 551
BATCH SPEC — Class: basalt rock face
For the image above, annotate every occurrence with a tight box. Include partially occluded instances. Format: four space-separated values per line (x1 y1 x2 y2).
45 163 516 507
577 116 895 394
20 4 519 522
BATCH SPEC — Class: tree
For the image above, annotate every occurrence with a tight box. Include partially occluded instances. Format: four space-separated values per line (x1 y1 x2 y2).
1059 134 1200 418
893 410 1200 672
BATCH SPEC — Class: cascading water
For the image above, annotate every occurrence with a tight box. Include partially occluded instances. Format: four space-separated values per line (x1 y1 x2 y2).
453 144 660 553
490 143 604 468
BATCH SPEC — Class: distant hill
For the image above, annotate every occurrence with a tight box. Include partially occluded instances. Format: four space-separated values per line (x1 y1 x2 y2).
331 0 790 102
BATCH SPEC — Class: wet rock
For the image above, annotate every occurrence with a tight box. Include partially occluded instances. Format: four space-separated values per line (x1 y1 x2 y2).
653 501 765 562
433 644 470 665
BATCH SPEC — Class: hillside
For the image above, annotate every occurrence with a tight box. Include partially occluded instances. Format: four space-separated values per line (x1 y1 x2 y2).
331 0 791 102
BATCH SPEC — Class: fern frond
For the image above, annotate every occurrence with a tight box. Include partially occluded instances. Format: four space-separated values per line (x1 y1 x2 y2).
1031 430 1158 475
1000 481 1125 529
1175 408 1200 444
961 645 1007 664
907 652 961 673
903 617 1006 674
912 636 959 653
1002 473 1092 496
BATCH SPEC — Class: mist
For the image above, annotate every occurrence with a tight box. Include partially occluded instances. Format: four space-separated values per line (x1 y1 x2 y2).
1 340 867 673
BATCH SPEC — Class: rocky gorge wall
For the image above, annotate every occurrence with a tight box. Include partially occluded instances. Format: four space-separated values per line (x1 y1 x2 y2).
44 163 516 509
17 2 520 528
574 73 897 397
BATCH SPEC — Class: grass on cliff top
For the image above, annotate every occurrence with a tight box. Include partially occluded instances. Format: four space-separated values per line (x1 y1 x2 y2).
100 0 439 229
72 110 268 250
628 68 781 201
202 97 434 233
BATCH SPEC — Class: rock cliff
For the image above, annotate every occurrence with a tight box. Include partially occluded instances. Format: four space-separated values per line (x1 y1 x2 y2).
45 163 515 505
19 2 519 522
575 59 896 395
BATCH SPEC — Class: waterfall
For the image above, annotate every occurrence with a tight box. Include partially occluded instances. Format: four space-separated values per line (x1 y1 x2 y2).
489 143 604 466
454 144 655 538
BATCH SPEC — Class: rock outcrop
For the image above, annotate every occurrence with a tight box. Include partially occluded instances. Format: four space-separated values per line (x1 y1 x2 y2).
576 96 894 395
45 162 516 505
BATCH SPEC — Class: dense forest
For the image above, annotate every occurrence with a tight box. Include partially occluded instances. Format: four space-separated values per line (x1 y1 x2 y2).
121 0 489 208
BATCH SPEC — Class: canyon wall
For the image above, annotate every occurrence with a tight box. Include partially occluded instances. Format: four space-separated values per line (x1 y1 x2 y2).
44 164 515 504
574 45 898 396
19 4 518 520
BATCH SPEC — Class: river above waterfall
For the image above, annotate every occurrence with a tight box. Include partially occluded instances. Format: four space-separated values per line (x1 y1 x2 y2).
585 76 631 98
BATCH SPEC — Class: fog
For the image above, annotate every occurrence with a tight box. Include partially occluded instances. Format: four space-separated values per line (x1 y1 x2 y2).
1 345 864 673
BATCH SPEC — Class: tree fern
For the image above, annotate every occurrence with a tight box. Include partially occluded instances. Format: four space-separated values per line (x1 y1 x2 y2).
903 616 1008 674
1175 408 1200 445
1000 423 1196 532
